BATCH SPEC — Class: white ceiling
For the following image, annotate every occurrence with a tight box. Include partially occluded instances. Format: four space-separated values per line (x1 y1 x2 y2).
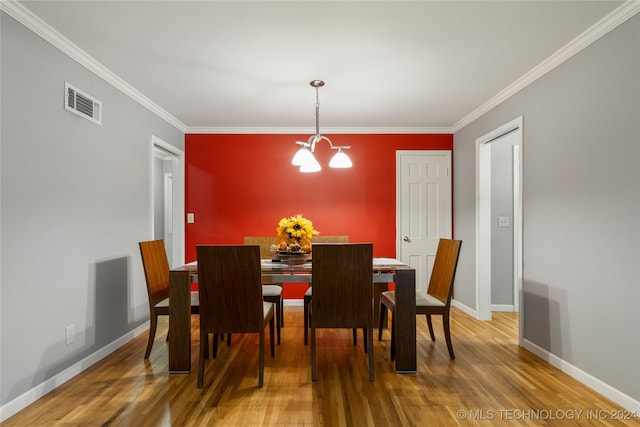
9 1 634 133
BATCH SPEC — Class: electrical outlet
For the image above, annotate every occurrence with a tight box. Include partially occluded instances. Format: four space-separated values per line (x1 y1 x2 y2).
65 324 75 345
498 216 510 228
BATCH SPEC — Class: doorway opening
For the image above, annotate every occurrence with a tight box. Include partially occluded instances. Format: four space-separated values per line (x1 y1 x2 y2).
151 136 185 268
476 117 523 338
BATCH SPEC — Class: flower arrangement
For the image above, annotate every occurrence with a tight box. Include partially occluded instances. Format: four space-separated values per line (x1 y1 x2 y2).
276 214 319 251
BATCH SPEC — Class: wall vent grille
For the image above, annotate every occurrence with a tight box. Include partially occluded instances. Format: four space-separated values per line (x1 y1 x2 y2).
65 82 102 125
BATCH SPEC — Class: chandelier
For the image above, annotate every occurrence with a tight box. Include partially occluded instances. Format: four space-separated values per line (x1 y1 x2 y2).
291 80 352 173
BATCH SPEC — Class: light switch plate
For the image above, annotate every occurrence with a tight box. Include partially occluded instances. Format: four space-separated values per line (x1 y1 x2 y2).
187 213 195 224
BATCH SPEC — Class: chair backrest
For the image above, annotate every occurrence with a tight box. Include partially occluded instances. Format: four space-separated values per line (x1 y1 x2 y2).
426 239 462 305
311 243 373 328
312 235 349 244
196 245 264 333
244 235 349 257
139 240 170 307
243 236 281 258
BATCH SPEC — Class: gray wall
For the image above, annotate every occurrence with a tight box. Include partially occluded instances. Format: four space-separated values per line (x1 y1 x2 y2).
454 13 639 402
0 12 184 406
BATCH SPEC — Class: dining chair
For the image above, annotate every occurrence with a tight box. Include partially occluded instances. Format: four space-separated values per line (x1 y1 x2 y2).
138 240 199 360
303 235 349 345
310 243 374 381
244 236 284 343
378 238 461 360
196 245 275 388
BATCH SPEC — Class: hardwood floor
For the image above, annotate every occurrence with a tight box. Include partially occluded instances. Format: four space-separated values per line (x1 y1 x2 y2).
5 307 638 426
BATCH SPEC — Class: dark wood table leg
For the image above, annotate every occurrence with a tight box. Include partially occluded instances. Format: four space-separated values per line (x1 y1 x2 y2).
393 268 416 373
169 270 191 373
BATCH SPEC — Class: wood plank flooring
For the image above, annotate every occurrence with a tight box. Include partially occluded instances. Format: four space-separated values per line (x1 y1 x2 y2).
5 307 639 426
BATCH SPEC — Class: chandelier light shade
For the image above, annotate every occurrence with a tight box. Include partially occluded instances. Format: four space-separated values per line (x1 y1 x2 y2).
291 80 352 173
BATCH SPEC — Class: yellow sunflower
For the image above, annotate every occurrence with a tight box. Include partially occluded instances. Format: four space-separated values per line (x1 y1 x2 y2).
276 214 319 246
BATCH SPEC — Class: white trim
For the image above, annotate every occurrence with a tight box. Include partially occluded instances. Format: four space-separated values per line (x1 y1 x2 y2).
0 0 186 133
452 1 640 133
186 126 451 135
451 299 478 319
151 136 185 267
521 339 640 414
0 322 150 422
512 144 521 313
2 0 638 135
476 139 492 321
283 299 304 307
476 117 524 324
491 304 514 312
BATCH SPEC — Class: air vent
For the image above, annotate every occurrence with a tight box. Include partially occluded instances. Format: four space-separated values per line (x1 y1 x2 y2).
64 82 102 125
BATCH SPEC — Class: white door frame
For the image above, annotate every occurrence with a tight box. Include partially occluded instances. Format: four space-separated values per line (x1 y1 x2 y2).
151 135 185 267
476 117 523 332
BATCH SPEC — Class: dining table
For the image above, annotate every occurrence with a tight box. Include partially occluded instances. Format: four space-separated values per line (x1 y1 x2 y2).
168 257 416 374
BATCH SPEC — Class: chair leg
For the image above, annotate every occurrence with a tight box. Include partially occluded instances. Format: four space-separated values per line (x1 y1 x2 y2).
353 328 357 345
212 333 219 358
264 296 282 345
426 314 436 341
226 333 232 345
203 332 209 359
270 314 275 357
378 302 386 341
276 298 281 345
304 294 310 345
443 313 455 360
259 330 265 388
144 314 158 359
197 330 206 388
280 296 284 327
368 325 375 381
363 328 368 353
390 309 396 361
311 326 317 381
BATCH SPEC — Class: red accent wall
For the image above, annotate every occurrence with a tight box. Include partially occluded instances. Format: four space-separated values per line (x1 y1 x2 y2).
185 133 452 298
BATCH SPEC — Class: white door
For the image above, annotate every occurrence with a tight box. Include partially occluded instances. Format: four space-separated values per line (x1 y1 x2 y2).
397 151 452 292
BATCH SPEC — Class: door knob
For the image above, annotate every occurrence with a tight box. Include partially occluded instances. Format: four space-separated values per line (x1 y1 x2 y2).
403 236 410 242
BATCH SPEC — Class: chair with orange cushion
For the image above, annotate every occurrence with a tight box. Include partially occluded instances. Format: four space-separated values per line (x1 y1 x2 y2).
378 238 461 360
139 240 199 359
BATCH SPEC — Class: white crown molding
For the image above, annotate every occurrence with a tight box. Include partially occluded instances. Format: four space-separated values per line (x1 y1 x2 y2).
3 0 638 136
0 0 187 133
451 0 640 133
186 126 452 134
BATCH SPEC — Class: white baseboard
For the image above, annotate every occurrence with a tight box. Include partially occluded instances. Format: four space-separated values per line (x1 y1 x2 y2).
0 321 150 422
284 299 304 307
451 299 478 318
491 304 515 312
521 338 640 414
